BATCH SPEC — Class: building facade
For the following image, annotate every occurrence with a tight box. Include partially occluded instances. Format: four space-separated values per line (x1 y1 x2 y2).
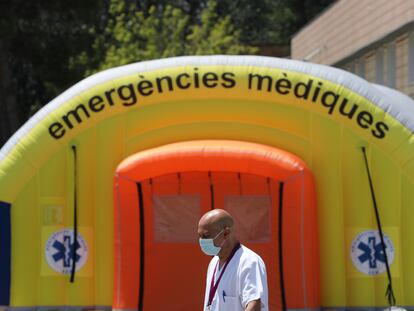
291 0 414 98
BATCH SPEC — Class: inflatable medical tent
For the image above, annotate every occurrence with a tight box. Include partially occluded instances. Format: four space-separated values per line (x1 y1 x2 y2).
1 55 414 311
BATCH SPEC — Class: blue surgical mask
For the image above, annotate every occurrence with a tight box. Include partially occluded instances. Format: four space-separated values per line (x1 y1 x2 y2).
199 229 224 256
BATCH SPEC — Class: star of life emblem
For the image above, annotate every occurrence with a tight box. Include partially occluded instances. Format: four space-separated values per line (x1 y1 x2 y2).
350 230 394 275
45 229 88 274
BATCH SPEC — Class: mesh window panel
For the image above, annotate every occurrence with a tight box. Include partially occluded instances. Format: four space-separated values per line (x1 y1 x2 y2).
153 194 200 243
224 195 272 243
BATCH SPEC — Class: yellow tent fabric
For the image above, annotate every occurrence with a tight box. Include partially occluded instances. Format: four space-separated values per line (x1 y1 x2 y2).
1 55 414 310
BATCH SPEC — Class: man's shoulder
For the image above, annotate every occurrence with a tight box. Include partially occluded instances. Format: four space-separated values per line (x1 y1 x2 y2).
239 245 265 266
207 255 219 269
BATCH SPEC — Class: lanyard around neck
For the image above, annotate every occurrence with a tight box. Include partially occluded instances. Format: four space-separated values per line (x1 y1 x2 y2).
207 243 241 307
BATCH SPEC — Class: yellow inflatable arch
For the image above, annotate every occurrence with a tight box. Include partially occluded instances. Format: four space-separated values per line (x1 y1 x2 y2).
1 55 414 310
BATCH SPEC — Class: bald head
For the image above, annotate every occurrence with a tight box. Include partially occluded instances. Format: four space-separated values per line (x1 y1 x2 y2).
198 209 239 259
199 209 233 230
198 209 234 238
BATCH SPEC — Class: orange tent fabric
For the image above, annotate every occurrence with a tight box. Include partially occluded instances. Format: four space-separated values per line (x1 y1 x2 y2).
113 140 319 311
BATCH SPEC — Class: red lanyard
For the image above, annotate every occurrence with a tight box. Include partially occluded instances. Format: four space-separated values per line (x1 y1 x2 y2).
207 243 241 307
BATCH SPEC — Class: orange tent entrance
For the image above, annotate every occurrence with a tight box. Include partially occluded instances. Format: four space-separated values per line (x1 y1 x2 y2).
113 140 319 311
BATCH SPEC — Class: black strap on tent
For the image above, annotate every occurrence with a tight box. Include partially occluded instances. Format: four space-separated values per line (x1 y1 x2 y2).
361 147 396 306
278 182 287 311
137 182 145 311
70 145 78 283
209 171 215 210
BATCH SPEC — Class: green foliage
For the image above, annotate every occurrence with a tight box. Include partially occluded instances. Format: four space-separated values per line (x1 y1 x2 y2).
0 0 103 117
73 0 256 75
187 0 248 55
213 0 335 44
269 0 336 43
0 0 334 146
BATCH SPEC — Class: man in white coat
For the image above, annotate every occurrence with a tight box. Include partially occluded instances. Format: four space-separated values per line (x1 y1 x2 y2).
198 209 269 311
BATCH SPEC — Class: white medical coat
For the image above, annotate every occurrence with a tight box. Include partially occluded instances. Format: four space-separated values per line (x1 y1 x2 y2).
203 245 269 311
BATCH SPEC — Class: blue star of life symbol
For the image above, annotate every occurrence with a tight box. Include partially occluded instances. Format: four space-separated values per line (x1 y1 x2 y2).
357 236 386 268
45 229 88 274
52 235 81 268
351 230 394 275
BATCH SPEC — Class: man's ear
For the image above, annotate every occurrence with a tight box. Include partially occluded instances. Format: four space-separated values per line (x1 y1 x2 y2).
223 227 230 238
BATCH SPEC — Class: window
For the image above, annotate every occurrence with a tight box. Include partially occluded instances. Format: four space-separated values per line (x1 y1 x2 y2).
153 194 200 243
409 32 414 83
224 195 272 243
375 48 384 84
387 43 396 88
348 62 356 74
357 59 365 78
